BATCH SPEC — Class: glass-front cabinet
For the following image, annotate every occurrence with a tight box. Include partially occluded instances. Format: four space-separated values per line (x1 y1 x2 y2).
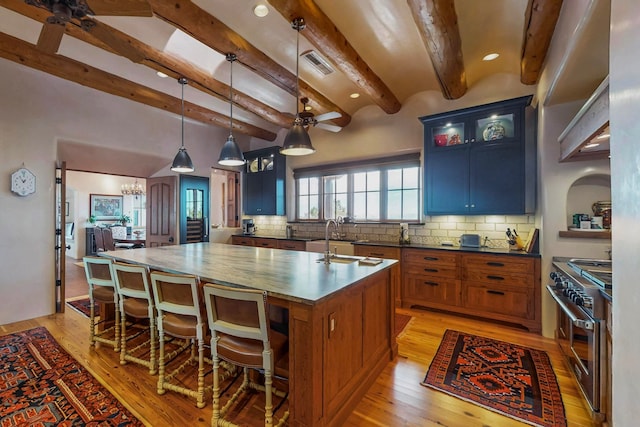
243 146 286 215
421 96 536 215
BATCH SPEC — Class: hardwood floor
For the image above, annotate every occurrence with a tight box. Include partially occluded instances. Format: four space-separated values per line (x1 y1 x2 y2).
1 263 596 427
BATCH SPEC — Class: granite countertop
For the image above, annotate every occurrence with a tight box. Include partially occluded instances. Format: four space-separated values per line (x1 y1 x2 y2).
101 242 396 304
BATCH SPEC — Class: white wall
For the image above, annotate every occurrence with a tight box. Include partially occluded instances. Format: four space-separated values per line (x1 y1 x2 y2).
610 0 640 425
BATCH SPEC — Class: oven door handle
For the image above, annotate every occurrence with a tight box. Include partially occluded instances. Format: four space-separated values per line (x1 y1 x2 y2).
546 285 594 330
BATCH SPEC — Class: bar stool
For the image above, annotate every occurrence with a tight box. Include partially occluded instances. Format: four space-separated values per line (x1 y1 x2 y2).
111 261 157 374
82 256 120 351
203 283 289 427
150 270 210 408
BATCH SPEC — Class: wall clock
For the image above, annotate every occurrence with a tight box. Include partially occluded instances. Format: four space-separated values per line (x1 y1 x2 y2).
10 167 36 197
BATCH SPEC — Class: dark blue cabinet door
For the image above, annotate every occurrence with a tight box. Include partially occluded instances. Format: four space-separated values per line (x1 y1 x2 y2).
470 145 524 214
425 147 469 214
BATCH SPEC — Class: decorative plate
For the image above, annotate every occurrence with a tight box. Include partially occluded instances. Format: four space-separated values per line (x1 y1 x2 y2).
482 121 506 141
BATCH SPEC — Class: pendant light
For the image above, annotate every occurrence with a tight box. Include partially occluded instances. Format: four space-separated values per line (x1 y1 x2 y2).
171 77 195 173
280 17 316 156
218 53 246 166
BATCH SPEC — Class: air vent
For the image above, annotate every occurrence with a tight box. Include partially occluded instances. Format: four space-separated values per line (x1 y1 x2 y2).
301 50 335 76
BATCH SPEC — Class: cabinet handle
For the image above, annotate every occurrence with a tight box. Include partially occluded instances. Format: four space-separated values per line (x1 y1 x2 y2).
423 256 438 261
487 275 505 281
487 290 505 296
424 268 439 273
487 262 505 267
423 281 439 287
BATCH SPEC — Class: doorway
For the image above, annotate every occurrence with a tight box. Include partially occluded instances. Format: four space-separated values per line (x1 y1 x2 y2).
180 175 210 244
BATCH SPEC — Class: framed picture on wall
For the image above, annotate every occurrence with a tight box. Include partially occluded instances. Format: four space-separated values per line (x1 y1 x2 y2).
90 194 123 220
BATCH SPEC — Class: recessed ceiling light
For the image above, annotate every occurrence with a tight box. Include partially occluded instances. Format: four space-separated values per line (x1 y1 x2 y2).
156 71 168 78
304 104 312 111
483 53 500 61
597 133 610 139
584 142 600 149
349 93 360 99
253 4 269 17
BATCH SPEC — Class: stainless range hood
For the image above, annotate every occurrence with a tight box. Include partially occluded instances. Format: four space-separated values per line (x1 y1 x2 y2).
558 76 610 162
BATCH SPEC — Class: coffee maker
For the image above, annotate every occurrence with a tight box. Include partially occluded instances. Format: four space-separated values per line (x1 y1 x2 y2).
242 219 255 235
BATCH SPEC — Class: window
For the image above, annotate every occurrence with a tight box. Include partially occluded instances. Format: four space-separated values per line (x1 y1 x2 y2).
185 189 204 219
294 154 420 222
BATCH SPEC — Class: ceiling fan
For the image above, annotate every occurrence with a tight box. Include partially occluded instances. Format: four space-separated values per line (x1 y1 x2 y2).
26 0 152 62
298 97 342 132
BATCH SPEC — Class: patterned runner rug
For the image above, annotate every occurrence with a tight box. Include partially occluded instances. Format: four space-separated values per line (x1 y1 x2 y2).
0 326 143 426
421 329 567 427
66 297 95 318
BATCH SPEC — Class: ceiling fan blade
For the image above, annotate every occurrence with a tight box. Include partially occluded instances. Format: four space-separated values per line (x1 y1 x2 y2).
84 20 145 63
316 122 342 133
86 0 153 17
314 111 342 122
37 22 65 54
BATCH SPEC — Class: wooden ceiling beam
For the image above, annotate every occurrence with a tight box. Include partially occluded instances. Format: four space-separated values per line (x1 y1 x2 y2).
1 0 292 129
0 32 277 141
268 0 401 114
146 0 351 127
521 0 563 85
407 0 467 100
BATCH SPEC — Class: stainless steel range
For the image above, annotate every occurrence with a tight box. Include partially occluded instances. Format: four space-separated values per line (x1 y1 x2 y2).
547 257 611 424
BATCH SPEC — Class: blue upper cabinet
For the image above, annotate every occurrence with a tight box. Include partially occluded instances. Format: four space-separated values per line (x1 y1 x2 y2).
421 96 536 215
243 146 286 216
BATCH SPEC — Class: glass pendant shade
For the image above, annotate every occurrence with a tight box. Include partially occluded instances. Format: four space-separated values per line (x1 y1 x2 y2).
218 53 246 166
171 77 194 173
171 147 194 172
218 135 246 166
280 117 315 155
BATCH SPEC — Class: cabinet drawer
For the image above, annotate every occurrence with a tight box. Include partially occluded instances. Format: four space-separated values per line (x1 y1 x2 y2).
464 270 533 288
277 240 306 251
404 263 458 279
253 237 277 248
464 284 532 319
462 254 534 274
231 236 254 246
403 249 458 267
404 274 461 306
354 245 400 260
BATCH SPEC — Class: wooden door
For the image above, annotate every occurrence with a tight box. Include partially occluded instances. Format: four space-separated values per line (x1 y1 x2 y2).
226 172 239 227
146 176 177 247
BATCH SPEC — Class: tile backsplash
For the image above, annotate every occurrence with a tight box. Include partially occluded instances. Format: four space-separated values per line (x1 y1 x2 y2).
246 215 536 249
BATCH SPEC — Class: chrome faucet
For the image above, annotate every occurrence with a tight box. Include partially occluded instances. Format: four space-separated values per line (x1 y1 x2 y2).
324 219 339 263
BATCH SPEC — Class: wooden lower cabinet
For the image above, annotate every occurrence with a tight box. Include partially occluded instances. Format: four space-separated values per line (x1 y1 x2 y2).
276 239 306 251
231 235 254 246
401 248 541 332
354 245 402 307
231 235 306 251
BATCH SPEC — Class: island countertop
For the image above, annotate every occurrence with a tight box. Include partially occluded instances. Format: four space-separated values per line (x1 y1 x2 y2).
100 242 397 305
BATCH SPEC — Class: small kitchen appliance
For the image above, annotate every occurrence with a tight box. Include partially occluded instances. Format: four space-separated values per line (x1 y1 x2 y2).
242 219 255 235
460 234 480 248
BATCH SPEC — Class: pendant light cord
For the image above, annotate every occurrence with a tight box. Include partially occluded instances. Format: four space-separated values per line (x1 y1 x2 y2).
180 77 186 149
295 23 300 116
227 53 236 136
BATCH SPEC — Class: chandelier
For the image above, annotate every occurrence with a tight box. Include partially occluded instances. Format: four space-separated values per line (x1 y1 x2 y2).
121 179 145 197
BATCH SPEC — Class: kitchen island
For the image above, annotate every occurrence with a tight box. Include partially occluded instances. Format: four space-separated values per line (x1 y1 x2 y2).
100 242 398 427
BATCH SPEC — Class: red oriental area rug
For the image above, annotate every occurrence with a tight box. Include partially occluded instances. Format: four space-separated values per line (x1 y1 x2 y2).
0 326 143 426
66 297 96 318
421 329 566 427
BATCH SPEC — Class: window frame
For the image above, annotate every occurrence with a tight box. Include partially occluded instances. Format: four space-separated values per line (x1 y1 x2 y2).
293 153 421 223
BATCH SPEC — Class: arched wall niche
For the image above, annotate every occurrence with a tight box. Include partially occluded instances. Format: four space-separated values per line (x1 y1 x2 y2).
565 173 611 229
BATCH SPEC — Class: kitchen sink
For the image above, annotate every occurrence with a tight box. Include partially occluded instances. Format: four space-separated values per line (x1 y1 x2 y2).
306 240 355 256
316 255 360 264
